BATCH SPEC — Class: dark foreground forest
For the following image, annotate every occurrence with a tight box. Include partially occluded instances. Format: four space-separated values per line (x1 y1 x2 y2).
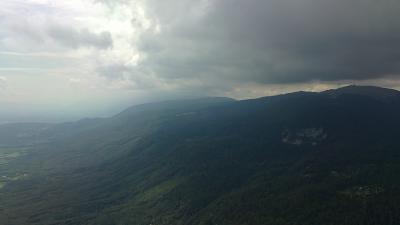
1 85 400 225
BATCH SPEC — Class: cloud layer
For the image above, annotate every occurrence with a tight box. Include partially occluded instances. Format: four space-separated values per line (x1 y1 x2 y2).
2 0 400 121
122 0 400 85
0 76 7 89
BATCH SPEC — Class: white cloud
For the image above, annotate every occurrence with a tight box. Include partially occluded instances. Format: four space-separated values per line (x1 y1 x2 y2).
68 77 82 84
0 76 7 89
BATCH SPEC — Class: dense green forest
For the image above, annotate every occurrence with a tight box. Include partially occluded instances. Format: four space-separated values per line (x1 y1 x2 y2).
1 86 400 225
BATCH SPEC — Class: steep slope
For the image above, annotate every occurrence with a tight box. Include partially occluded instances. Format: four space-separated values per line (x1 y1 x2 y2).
1 87 400 225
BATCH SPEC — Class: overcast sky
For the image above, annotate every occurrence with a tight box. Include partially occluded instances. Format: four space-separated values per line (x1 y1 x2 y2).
1 0 400 122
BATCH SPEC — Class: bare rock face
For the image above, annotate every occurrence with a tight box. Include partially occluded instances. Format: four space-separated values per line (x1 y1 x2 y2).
282 128 327 146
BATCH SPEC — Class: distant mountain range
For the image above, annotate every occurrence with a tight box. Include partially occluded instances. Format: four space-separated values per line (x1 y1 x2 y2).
1 85 400 225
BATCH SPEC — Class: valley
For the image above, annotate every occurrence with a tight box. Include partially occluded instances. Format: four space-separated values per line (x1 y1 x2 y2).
1 86 400 225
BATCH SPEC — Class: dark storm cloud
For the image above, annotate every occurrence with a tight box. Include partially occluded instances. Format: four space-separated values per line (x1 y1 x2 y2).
209 0 400 83
116 0 400 85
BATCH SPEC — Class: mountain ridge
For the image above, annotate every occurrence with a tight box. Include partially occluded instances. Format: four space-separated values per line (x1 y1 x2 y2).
1 85 400 225
322 85 400 101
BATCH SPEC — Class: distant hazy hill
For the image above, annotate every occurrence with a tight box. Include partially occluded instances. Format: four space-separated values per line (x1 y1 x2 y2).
0 123 52 147
323 85 400 101
1 86 400 225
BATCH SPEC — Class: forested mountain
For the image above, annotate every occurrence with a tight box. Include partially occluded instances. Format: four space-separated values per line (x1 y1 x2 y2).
1 86 400 225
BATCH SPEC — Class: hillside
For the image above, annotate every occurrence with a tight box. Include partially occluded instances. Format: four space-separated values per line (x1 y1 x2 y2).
1 86 400 225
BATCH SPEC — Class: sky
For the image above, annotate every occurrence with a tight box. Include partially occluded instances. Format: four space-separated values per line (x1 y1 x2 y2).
1 0 400 122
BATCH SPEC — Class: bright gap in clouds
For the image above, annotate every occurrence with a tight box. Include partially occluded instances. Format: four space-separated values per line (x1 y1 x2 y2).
0 0 153 122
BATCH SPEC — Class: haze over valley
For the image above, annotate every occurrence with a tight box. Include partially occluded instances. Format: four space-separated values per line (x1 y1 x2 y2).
2 0 400 224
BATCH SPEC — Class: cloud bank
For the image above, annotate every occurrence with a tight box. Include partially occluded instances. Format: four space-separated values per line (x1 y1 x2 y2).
2 0 400 121
121 0 400 84
0 76 7 89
